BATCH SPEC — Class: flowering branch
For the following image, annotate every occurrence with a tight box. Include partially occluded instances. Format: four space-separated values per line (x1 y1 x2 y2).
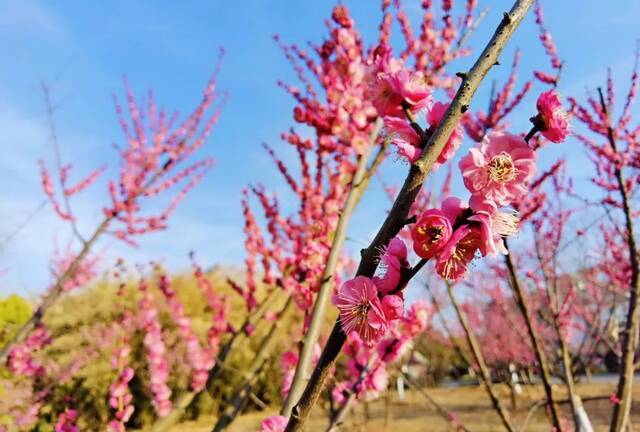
281 121 383 417
285 2 535 429
150 286 281 432
599 84 640 432
1 67 222 364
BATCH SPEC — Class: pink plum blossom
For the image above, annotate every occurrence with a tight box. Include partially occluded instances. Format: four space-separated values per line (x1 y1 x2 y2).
280 344 321 398
459 132 536 206
54 409 78 432
435 225 483 281
332 381 351 405
411 209 453 259
441 196 468 225
335 276 402 343
358 363 389 401
427 101 463 167
376 336 411 363
373 237 409 294
383 116 421 163
468 196 519 256
536 90 570 143
371 70 432 117
403 300 431 335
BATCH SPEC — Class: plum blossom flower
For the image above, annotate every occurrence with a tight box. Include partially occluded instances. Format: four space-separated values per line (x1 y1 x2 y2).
427 101 463 167
358 363 389 400
7 326 50 378
383 116 421 163
435 225 483 281
335 276 403 343
335 277 388 342
441 196 469 225
259 415 288 432
381 294 404 321
411 209 453 259
373 237 409 294
371 70 432 117
468 196 519 256
610 393 621 405
459 132 536 206
535 90 569 143
138 280 172 417
383 101 462 166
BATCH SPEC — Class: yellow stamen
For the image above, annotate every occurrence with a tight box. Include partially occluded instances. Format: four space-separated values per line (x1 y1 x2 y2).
488 152 517 183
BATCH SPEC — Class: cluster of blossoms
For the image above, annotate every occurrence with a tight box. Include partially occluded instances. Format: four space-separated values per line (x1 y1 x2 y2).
0 63 226 429
38 60 223 246
333 301 430 405
534 90 570 143
192 260 230 361
240 0 480 316
51 243 101 292
138 278 173 417
107 348 135 432
104 267 136 432
157 273 215 391
334 63 571 344
334 239 407 343
378 76 462 166
7 326 51 378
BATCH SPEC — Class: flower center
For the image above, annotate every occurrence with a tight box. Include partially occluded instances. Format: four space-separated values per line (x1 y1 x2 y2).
488 152 517 183
417 224 444 243
441 231 479 280
355 302 371 318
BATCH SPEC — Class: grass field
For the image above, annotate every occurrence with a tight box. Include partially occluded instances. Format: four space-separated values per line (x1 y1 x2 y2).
169 381 640 431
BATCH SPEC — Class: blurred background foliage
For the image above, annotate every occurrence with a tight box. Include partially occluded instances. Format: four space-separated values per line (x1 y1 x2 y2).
0 269 463 430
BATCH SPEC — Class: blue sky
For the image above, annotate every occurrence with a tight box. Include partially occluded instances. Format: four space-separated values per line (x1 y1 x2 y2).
1 0 639 297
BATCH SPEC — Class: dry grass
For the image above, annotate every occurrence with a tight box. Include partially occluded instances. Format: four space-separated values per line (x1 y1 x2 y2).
170 381 640 431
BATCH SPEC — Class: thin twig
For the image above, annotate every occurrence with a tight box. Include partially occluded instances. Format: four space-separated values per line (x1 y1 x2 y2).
503 241 563 430
401 371 474 432
446 283 516 432
42 83 86 244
